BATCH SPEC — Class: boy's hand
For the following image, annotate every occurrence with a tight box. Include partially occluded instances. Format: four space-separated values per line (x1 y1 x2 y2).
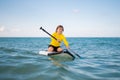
66 46 69 49
57 39 61 43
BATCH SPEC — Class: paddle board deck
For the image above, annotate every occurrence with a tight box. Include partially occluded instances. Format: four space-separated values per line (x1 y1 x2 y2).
39 49 75 62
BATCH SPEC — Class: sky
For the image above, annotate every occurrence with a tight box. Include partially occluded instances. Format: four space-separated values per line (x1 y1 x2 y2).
0 0 120 37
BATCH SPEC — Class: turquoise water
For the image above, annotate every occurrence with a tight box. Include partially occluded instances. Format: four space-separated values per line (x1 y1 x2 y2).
0 37 120 80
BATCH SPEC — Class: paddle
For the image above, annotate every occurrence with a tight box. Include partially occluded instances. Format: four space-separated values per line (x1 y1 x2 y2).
67 48 81 58
40 27 81 58
40 27 57 41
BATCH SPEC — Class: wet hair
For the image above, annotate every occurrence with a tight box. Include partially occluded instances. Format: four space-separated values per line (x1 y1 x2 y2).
56 25 64 32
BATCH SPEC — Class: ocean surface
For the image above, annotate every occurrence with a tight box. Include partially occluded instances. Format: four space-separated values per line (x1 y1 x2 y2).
0 37 120 80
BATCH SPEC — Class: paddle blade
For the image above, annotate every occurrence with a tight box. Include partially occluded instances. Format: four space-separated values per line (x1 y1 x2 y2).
67 49 81 58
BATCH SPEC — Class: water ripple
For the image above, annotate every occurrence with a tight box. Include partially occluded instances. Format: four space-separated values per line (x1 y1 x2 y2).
0 38 120 80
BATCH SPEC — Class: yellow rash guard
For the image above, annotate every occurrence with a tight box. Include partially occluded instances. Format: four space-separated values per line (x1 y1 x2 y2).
50 32 69 47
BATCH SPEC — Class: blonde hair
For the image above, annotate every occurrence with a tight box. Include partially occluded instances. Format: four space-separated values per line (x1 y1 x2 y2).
56 25 64 32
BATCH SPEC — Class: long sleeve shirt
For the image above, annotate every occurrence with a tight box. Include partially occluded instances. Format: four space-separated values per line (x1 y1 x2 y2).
50 32 69 47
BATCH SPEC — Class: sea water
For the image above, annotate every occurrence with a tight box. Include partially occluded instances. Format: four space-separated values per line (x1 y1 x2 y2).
0 37 120 80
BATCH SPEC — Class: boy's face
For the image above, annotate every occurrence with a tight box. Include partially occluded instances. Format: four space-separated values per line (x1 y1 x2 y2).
57 27 63 34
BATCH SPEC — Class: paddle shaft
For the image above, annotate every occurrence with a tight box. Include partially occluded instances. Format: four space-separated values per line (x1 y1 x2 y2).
40 27 81 58
67 48 81 58
40 27 57 40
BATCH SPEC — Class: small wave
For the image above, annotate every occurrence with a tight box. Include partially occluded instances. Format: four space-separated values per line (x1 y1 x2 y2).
97 42 120 48
97 42 112 46
0 47 17 53
0 47 36 54
0 47 39 61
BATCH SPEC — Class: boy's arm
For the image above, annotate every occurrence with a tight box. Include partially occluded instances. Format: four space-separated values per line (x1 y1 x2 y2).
62 35 69 48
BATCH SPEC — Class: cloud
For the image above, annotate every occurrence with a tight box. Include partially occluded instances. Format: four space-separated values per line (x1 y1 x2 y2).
10 28 21 32
0 26 5 32
73 9 80 13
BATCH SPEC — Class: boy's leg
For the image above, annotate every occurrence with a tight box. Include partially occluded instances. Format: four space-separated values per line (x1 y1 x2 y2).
57 47 63 52
48 46 54 52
